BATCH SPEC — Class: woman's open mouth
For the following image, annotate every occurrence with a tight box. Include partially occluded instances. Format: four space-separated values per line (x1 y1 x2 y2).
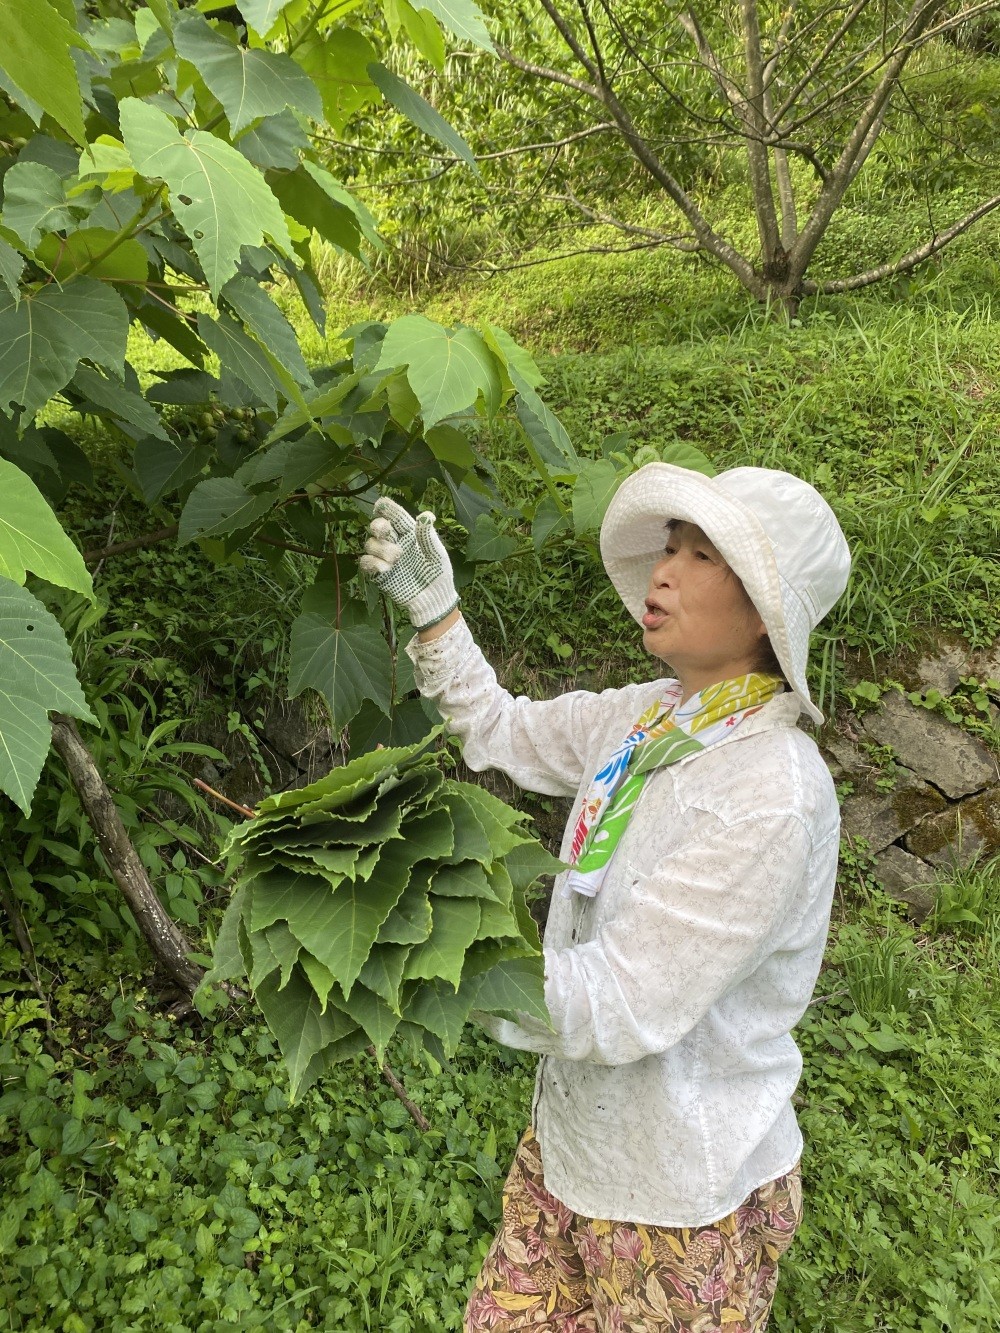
642 609 670 629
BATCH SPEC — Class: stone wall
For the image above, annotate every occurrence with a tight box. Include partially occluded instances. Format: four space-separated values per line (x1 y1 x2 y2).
821 637 1000 921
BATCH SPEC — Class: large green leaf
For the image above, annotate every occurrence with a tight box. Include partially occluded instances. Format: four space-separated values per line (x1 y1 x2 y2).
268 164 367 260
0 280 128 418
256 747 414 818
438 787 494 865
465 513 519 563
236 0 298 37
256 964 357 1102
299 852 413 998
0 162 75 250
404 975 481 1054
236 109 309 171
0 0 86 143
296 28 380 134
174 12 322 134
300 161 380 249
133 437 210 505
402 896 481 990
36 228 149 285
119 97 293 297
221 276 313 387
374 316 502 428
288 614 393 732
327 982 400 1063
375 866 433 946
473 895 520 941
357 942 411 1013
0 238 24 304
417 0 494 50
572 458 620 535
248 865 331 933
196 311 286 413
429 860 498 900
178 477 277 544
0 459 93 598
198 885 248 988
473 956 551 1026
367 62 479 177
71 366 168 441
504 839 566 892
0 577 95 814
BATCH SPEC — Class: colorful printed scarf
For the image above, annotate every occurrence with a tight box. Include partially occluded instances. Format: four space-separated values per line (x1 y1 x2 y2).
563 673 785 899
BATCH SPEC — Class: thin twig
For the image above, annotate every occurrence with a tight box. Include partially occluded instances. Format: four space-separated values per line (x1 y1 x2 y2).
192 779 256 820
370 1049 431 1131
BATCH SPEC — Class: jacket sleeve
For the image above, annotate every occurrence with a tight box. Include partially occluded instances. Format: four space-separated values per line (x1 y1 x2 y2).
405 616 655 798
474 810 817 1065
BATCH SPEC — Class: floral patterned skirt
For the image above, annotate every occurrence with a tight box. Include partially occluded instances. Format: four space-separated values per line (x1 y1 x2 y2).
463 1127 802 1332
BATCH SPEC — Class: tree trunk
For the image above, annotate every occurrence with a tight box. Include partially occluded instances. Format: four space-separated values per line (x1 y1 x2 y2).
50 714 204 995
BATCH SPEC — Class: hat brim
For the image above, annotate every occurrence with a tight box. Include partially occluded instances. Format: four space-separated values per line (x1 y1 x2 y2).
599 464 823 727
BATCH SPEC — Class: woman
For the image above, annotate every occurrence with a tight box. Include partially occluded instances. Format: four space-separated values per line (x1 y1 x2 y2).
360 462 851 1332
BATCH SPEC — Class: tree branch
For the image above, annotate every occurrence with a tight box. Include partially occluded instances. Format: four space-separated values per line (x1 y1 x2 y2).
50 715 205 996
314 123 617 164
593 73 762 291
788 0 949 279
772 0 873 122
538 0 602 81
553 190 700 249
494 44 601 99
801 193 1000 294
740 0 782 264
83 524 179 566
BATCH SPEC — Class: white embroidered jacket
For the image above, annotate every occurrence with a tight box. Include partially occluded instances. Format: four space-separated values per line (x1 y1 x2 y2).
405 619 840 1227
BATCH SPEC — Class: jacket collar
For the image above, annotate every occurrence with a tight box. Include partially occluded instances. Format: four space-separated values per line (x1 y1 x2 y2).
671 689 804 768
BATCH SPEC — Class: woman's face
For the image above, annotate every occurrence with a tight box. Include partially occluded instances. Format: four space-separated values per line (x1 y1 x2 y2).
643 520 769 698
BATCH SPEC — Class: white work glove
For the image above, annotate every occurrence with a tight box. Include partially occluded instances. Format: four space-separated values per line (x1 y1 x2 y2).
359 496 460 631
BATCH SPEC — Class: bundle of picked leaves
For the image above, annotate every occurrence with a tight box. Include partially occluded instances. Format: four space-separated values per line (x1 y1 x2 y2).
200 729 561 1100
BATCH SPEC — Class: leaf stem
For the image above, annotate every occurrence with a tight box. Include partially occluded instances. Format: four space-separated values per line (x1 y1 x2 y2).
520 433 569 518
72 196 161 280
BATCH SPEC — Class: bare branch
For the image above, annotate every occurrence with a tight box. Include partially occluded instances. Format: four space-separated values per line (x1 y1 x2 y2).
916 0 1000 47
594 76 762 292
788 0 950 278
538 0 602 81
573 0 608 84
553 189 701 249
677 7 746 115
801 194 1000 294
313 123 618 165
494 43 602 99
740 0 782 263
772 0 873 122
426 236 692 278
83 524 179 565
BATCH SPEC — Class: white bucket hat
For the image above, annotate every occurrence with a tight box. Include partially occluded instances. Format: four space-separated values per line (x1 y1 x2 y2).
600 463 852 727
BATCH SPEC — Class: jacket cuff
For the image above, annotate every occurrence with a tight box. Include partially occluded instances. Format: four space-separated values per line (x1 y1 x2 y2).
403 614 476 688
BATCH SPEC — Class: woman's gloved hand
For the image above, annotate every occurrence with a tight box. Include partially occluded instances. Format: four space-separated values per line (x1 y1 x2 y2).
359 496 460 631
